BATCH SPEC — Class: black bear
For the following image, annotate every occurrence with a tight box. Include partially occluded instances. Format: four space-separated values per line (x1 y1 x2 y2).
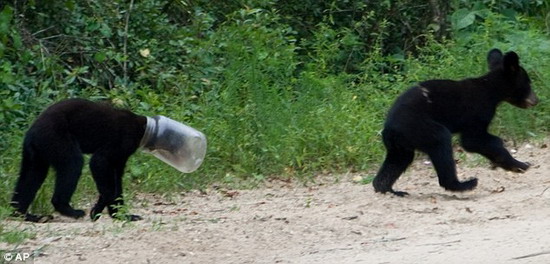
11 99 146 222
373 49 538 196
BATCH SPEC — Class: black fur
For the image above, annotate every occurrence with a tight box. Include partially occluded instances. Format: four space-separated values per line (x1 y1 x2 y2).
11 99 146 222
373 49 538 196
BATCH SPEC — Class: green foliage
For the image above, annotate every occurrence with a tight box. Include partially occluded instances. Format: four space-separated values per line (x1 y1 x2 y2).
0 1 549 244
0 227 36 244
451 0 550 33
0 206 37 244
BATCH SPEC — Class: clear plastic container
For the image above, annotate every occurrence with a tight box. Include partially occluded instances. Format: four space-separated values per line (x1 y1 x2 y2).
140 116 207 173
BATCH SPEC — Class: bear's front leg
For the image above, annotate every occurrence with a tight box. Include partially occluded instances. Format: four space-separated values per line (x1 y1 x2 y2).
423 145 478 192
90 154 143 221
461 132 531 173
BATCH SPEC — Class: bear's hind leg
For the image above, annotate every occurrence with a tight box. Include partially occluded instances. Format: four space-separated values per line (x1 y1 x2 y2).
11 146 51 222
373 148 415 196
50 143 86 219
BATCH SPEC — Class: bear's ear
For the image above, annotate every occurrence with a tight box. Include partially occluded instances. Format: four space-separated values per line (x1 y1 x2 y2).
503 51 520 73
487 49 503 71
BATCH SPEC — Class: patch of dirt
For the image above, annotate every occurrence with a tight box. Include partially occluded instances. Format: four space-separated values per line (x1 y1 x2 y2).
2 141 550 264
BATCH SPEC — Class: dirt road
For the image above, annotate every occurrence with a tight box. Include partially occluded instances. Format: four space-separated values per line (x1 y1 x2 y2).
2 141 550 264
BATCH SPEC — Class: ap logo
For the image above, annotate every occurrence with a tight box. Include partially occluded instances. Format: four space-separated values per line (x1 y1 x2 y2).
3 252 31 262
3 252 14 261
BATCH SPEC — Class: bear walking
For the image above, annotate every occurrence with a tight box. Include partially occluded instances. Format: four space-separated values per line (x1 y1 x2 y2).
11 99 147 222
373 49 538 196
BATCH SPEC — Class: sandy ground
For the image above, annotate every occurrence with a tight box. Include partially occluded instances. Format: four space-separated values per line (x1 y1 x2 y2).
1 140 550 264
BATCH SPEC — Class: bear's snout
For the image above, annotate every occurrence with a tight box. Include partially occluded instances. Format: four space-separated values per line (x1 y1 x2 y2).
524 90 539 108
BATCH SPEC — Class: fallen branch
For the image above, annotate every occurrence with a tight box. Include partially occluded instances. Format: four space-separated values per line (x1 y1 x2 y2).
512 250 550 260
419 240 461 246
373 237 407 243
539 186 550 196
